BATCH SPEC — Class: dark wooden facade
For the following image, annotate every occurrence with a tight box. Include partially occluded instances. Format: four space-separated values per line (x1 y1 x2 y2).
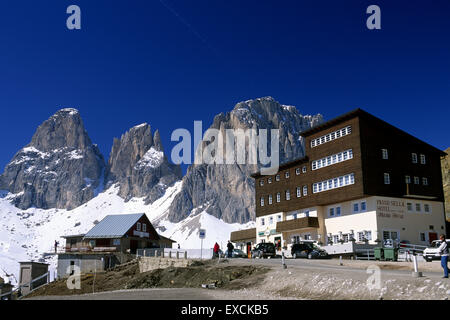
64 215 163 254
252 109 446 218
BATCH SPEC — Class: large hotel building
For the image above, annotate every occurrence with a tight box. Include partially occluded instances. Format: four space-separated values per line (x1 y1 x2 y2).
231 109 447 253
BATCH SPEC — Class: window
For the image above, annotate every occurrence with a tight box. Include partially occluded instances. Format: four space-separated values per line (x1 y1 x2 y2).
420 233 426 242
293 213 297 219
336 207 341 216
329 207 335 217
424 204 430 213
407 203 413 211
414 176 419 185
343 234 349 243
303 185 308 196
302 166 307 173
405 175 411 184
296 187 301 198
276 192 281 203
112 239 121 246
333 235 340 244
415 203 421 212
269 217 273 225
361 201 367 212
422 177 428 186
382 149 388 159
285 190 291 201
296 168 301 175
383 230 399 241
136 222 141 231
277 215 282 222
365 231 372 241
268 194 273 205
312 173 355 194
260 197 265 207
357 232 365 242
305 210 310 217
312 149 353 171
268 177 272 184
142 224 147 232
261 218 265 226
412 153 418 164
276 175 280 181
260 179 264 186
353 203 359 213
285 171 290 179
310 126 352 148
384 173 390 185
420 154 426 164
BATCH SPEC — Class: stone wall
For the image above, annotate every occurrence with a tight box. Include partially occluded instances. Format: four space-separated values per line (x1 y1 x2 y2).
138 257 194 273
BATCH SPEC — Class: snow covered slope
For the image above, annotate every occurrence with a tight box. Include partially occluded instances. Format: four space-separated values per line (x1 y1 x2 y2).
0 182 254 285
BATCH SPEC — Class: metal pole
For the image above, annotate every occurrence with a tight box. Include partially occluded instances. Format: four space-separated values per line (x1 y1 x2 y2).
339 255 343 266
282 252 287 269
412 250 422 277
200 239 203 260
93 260 96 294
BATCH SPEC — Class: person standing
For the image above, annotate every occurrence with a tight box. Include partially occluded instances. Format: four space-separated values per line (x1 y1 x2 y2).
438 234 448 278
213 242 220 258
227 241 234 258
54 240 59 253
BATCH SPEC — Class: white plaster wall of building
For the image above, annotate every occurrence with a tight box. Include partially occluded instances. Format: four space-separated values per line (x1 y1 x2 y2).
322 196 446 246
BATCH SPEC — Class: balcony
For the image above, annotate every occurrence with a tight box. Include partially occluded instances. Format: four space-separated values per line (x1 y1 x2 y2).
64 246 117 253
276 217 319 233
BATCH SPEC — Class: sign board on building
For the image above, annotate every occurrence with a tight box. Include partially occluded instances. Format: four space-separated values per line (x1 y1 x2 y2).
199 229 206 239
376 199 405 219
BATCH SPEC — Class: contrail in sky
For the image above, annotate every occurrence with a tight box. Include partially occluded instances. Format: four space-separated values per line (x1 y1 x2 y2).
158 0 220 57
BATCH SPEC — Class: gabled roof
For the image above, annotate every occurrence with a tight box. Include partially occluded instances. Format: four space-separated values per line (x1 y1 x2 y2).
158 235 177 243
84 213 145 239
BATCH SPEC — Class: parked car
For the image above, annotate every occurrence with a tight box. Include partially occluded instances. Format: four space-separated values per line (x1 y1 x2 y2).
423 239 450 262
291 242 330 259
230 249 247 258
251 243 276 259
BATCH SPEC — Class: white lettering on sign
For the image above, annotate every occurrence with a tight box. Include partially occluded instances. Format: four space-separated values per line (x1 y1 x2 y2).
376 199 405 219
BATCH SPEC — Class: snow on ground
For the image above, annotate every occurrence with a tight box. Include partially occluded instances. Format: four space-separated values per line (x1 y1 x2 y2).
0 180 254 286
160 211 255 251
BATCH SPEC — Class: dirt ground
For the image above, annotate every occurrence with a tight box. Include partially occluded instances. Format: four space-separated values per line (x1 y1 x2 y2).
26 259 270 298
26 258 450 300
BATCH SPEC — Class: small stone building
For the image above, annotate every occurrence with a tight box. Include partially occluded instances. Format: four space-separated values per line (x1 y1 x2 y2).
19 262 49 296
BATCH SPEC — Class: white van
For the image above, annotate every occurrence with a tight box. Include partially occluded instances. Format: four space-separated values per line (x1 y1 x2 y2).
423 239 450 262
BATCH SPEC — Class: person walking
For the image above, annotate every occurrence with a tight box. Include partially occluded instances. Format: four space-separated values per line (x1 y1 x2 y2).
438 234 448 278
54 240 59 253
227 240 234 258
213 242 220 258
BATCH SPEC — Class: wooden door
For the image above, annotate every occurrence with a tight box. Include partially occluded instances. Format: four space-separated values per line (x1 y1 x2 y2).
130 240 138 254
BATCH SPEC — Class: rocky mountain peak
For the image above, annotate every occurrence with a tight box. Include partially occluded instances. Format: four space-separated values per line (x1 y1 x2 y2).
0 108 105 210
168 97 324 224
106 124 181 203
30 107 93 152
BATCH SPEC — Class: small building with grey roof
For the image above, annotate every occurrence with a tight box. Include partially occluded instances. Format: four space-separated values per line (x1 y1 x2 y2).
57 213 175 278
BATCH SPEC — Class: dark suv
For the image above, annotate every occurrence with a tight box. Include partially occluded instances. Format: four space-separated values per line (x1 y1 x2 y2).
291 242 329 259
251 243 276 259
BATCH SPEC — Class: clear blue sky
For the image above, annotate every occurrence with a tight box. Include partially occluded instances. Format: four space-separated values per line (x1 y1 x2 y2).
1 0 449 173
